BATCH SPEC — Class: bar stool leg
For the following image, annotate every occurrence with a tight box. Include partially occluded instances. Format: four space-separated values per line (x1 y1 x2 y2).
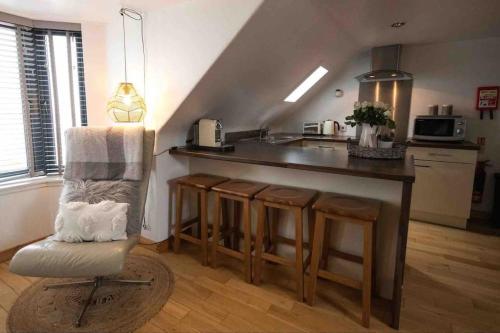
307 211 326 306
232 201 241 250
268 208 279 253
372 220 377 297
222 199 231 247
307 207 314 252
243 199 252 283
200 190 209 266
294 207 304 301
362 222 373 328
174 184 184 253
211 192 222 269
195 193 201 237
253 200 266 285
320 221 331 270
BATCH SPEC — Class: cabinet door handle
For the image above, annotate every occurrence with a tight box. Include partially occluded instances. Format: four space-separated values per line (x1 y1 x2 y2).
414 164 431 168
428 153 452 157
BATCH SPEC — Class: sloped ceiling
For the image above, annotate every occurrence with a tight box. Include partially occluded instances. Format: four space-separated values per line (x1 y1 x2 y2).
161 0 500 140
0 0 179 22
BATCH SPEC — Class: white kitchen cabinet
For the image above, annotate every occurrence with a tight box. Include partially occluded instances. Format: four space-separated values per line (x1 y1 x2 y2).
408 147 477 229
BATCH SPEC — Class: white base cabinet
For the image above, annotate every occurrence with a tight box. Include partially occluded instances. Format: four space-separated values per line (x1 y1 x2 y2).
408 147 477 229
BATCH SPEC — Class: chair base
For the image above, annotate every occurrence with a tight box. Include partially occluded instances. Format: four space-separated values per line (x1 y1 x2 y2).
44 276 153 327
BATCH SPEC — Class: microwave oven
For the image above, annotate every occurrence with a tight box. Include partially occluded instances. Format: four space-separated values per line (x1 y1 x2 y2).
413 116 466 141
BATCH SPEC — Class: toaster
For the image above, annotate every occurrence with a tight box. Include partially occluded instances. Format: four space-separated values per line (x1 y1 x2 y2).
303 121 323 135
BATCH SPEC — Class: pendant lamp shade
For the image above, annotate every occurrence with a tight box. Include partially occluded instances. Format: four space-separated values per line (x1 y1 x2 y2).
107 82 146 122
108 8 147 123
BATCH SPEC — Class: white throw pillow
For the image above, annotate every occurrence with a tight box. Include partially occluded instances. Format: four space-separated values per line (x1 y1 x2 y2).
52 200 129 243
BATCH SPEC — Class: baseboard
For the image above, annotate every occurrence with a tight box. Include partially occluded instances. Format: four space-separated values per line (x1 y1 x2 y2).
138 236 170 253
0 235 50 263
410 210 467 229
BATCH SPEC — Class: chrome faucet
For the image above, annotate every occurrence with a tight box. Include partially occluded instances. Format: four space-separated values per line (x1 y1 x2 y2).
259 127 270 141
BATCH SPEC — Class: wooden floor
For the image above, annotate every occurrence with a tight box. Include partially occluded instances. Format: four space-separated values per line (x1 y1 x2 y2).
1 221 499 332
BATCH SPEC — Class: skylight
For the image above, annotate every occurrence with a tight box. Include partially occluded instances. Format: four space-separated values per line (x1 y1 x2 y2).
284 66 328 103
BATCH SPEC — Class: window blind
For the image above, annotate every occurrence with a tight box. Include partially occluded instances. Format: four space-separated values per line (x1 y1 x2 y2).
0 24 29 177
0 22 87 180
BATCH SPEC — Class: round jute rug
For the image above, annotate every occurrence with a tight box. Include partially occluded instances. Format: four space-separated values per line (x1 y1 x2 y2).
7 253 174 333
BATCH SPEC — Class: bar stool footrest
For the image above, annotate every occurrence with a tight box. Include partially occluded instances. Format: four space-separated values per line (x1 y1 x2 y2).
215 245 245 260
317 269 362 290
179 233 202 245
261 252 294 267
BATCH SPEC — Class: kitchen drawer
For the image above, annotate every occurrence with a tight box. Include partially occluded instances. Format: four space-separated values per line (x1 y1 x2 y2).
408 147 477 164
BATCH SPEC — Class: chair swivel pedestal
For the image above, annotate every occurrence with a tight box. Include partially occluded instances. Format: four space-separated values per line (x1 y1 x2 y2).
173 174 228 265
307 192 380 328
211 179 269 283
253 185 317 301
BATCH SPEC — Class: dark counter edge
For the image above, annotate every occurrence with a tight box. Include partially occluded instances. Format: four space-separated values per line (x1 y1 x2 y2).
272 133 480 151
169 147 415 183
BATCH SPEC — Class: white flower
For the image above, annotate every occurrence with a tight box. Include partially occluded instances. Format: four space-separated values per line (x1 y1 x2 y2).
374 101 386 109
361 101 372 108
354 101 361 109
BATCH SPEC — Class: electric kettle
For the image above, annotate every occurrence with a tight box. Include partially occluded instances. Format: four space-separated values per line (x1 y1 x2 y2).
323 120 340 135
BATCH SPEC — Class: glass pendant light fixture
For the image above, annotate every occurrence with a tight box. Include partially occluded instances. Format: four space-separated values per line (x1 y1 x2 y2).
107 8 147 122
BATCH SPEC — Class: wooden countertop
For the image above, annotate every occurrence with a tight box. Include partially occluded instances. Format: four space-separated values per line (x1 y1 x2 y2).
170 142 415 183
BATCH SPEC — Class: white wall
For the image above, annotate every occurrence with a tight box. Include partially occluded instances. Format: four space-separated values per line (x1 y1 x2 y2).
81 21 110 126
273 37 500 213
0 180 61 251
82 0 263 241
273 51 370 136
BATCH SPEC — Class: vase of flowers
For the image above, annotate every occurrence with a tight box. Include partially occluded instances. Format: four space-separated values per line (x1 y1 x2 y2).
345 101 396 148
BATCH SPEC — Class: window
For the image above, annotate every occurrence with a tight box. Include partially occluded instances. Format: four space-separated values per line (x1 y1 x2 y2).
0 24 29 177
0 19 87 180
284 66 328 103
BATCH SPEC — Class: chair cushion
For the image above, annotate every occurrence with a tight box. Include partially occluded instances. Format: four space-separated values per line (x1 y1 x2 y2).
9 235 138 278
60 180 141 235
53 201 128 243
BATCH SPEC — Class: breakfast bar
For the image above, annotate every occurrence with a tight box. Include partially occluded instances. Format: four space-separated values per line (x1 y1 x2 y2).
170 142 415 328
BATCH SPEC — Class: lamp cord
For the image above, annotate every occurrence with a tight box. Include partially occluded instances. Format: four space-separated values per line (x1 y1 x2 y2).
120 8 150 230
120 8 147 102
120 9 127 82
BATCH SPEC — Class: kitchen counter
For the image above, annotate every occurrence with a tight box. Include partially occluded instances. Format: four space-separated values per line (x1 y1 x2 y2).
263 133 480 150
170 142 415 182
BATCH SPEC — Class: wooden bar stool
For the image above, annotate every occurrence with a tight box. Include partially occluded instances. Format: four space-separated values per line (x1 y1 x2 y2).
173 173 229 265
308 192 381 328
254 185 317 301
211 179 269 283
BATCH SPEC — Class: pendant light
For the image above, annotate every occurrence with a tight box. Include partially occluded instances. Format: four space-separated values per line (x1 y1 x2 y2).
107 8 147 123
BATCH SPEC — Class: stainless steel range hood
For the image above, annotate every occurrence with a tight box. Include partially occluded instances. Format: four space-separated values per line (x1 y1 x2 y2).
355 44 413 142
355 44 413 82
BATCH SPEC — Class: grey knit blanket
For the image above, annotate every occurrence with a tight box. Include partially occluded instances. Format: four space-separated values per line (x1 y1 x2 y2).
63 126 143 180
